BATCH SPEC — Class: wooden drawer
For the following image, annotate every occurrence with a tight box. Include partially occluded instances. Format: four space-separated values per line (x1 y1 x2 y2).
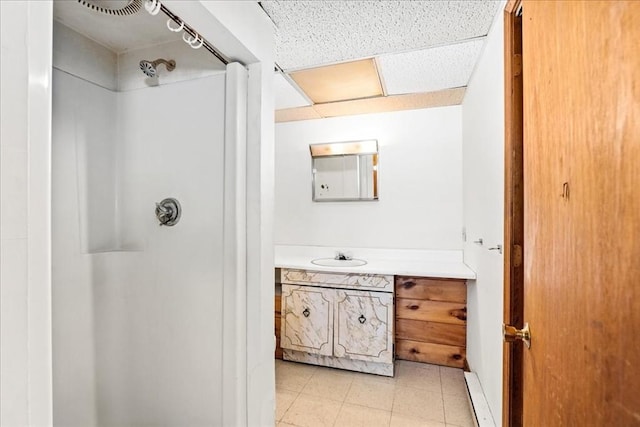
396 318 465 347
396 298 466 325
395 277 466 302
396 339 465 368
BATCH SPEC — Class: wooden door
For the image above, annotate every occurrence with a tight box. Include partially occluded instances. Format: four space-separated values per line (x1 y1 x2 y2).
519 1 640 425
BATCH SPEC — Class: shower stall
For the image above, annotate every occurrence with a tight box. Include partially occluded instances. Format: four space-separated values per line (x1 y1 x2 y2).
46 1 275 425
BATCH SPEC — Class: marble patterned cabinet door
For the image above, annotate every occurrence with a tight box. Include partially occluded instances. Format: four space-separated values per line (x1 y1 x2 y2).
334 290 393 363
281 285 333 356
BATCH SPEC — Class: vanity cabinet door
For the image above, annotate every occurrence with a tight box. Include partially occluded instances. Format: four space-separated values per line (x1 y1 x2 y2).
334 290 393 364
281 285 333 356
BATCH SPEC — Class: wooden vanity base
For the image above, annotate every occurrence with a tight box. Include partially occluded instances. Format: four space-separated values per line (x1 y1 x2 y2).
395 276 467 368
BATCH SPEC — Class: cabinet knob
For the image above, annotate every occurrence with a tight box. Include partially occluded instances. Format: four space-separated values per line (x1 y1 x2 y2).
358 314 366 324
302 308 310 318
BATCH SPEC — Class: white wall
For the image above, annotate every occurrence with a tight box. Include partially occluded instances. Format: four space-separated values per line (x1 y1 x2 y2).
52 70 226 426
275 107 464 250
0 2 53 425
462 5 505 425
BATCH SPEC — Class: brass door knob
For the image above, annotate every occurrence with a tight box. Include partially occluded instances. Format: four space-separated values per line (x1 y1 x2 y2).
503 323 531 349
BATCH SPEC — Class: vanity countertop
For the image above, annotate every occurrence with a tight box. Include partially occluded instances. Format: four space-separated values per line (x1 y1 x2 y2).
275 245 476 280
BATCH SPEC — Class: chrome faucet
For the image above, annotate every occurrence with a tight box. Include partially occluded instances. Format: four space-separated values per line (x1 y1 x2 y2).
335 252 351 261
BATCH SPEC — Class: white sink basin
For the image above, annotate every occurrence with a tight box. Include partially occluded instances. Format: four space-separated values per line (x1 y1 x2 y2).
311 258 368 267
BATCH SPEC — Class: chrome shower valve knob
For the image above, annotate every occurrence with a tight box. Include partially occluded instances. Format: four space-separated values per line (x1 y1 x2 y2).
155 198 181 226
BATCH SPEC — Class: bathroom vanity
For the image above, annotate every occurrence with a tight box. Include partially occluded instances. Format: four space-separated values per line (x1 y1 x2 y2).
280 269 395 376
274 246 476 374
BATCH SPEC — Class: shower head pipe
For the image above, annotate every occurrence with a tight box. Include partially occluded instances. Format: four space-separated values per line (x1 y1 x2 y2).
152 58 175 72
140 58 176 77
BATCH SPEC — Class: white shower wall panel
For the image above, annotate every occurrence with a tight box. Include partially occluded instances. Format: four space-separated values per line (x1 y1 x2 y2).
52 21 118 91
52 69 227 425
52 69 111 426
94 74 226 426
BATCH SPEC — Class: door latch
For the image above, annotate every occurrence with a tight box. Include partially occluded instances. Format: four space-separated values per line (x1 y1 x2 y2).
503 322 531 349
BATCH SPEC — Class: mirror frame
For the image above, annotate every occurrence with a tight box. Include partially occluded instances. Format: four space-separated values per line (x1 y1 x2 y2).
310 140 379 202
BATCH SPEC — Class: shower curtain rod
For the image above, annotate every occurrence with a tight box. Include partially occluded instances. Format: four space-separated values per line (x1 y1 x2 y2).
160 4 235 66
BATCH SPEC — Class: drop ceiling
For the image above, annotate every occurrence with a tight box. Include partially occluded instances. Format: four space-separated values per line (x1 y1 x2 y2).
260 0 501 121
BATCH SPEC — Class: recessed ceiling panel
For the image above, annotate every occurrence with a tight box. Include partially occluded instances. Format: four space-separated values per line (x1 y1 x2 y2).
378 39 485 95
260 0 500 70
274 73 312 109
290 58 383 104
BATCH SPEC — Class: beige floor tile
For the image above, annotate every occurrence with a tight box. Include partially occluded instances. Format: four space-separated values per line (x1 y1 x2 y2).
301 368 354 402
276 362 317 392
439 367 467 397
345 378 395 411
278 423 299 427
443 394 474 427
315 365 361 380
276 389 299 421
395 361 442 393
281 394 342 427
392 385 444 423
334 403 391 427
390 413 447 427
358 371 398 386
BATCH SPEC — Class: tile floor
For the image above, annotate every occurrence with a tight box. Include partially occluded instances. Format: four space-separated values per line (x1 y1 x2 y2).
276 359 474 427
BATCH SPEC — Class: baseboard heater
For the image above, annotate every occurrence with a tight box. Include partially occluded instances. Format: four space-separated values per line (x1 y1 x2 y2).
464 372 496 427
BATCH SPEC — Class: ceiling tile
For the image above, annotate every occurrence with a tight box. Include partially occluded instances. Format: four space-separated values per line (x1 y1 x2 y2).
260 0 501 70
274 73 312 109
290 58 382 104
378 38 485 95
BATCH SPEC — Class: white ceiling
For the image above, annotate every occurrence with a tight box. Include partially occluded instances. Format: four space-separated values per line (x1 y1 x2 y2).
53 0 181 53
262 0 501 111
378 38 485 95
261 0 500 71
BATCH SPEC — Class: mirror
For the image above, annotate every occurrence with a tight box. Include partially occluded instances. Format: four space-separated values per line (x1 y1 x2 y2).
310 140 379 202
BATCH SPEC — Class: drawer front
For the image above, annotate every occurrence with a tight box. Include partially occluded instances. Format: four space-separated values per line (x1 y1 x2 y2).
395 318 466 347
395 276 466 303
334 290 393 363
282 269 394 292
395 298 466 325
395 339 465 368
281 284 333 356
